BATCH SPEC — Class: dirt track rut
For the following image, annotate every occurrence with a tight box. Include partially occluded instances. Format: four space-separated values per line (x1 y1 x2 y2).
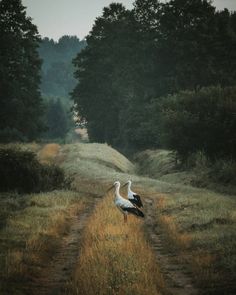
144 198 199 295
25 199 98 295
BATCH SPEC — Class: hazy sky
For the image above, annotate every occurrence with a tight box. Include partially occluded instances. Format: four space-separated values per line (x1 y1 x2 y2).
22 0 236 41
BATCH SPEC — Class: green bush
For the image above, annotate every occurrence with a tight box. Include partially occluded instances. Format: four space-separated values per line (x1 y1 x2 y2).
0 148 65 193
157 86 236 160
0 128 27 143
186 151 236 189
209 159 236 185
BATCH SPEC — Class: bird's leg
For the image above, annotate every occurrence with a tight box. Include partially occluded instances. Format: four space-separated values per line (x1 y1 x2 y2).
124 214 127 223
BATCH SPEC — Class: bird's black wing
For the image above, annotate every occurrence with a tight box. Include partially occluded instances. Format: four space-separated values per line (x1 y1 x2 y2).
131 194 143 208
122 206 144 218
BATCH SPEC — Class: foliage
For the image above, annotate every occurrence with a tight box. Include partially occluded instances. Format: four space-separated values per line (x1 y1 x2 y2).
188 151 236 190
157 86 236 160
39 36 86 99
0 148 65 193
72 3 136 145
72 0 236 152
0 0 45 142
43 99 69 139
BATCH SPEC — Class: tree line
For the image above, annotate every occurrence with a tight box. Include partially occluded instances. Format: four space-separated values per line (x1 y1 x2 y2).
39 36 86 140
0 0 85 142
72 0 236 160
39 36 86 100
0 0 44 142
1 0 236 161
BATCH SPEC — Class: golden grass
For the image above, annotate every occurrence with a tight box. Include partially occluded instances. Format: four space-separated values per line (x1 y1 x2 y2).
0 191 87 293
154 192 236 294
37 143 60 164
70 193 164 295
1 141 236 294
159 215 192 249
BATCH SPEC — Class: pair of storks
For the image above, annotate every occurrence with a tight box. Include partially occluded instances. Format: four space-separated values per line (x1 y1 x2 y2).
107 180 144 223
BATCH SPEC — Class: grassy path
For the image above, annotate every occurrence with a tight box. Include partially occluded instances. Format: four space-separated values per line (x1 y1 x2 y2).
0 191 90 295
144 197 198 295
1 143 235 294
69 191 164 295
25 199 98 295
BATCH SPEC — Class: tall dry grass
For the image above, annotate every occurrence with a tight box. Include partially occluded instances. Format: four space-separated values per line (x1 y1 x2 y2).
70 192 164 295
155 192 236 294
0 191 87 294
38 143 60 164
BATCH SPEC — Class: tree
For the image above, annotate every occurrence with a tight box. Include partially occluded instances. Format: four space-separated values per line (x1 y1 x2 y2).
156 86 236 160
44 99 69 139
0 0 45 142
72 4 134 145
39 36 86 99
72 0 236 152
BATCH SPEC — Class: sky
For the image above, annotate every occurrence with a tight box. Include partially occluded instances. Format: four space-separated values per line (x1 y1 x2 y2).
22 0 236 41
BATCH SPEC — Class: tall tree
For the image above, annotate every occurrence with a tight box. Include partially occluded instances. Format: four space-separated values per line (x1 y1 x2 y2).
39 36 86 99
0 0 44 142
72 4 134 145
44 99 68 139
72 0 236 152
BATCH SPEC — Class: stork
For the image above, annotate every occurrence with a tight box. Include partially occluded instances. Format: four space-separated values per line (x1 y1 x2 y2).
107 181 144 223
122 180 143 208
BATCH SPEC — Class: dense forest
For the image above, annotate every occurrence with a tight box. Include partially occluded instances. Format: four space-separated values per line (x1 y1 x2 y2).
39 36 86 139
0 0 85 141
39 36 86 100
0 0 44 142
72 0 236 162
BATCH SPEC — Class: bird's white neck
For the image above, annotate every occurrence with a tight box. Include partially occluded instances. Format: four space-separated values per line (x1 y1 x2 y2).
127 182 132 192
115 183 122 199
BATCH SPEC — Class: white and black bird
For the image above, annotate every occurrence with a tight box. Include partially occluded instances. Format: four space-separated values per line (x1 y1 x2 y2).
122 180 143 208
107 181 144 223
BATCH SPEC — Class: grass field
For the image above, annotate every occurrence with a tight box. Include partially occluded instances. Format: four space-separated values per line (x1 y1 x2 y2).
0 190 87 294
151 190 236 295
0 142 235 294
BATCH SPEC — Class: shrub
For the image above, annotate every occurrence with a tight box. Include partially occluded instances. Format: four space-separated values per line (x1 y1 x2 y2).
187 151 236 189
0 148 65 193
209 159 236 186
156 86 236 161
0 128 27 143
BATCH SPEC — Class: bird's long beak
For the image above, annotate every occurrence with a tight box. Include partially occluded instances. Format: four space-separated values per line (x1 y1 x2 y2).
121 182 128 188
106 184 114 192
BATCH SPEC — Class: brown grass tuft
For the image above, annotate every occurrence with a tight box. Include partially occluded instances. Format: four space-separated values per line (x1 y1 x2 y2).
0 191 87 292
156 196 166 209
38 143 60 164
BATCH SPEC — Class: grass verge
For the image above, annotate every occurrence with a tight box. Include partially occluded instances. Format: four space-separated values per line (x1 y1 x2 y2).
0 190 87 294
153 191 236 295
69 192 164 295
